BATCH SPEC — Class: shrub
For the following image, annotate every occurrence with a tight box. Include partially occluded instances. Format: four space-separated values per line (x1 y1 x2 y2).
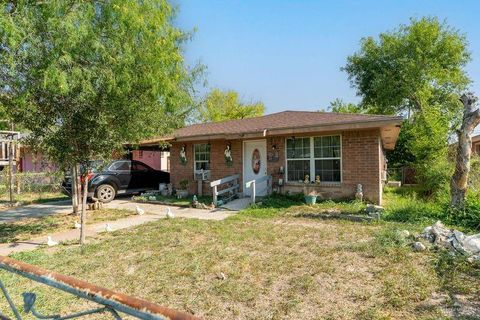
383 187 480 232
442 193 480 232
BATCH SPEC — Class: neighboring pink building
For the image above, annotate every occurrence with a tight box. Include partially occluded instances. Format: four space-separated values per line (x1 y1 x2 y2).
15 143 170 173
131 150 170 171
19 148 57 172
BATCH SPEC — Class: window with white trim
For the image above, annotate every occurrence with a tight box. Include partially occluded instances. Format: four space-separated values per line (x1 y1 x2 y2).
286 135 341 183
194 143 210 173
286 137 310 182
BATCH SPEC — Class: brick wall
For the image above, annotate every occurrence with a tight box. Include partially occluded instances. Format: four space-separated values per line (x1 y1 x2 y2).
170 128 383 204
473 140 480 154
170 139 243 195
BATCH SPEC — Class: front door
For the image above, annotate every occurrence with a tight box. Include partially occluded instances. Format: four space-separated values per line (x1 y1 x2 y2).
243 140 267 196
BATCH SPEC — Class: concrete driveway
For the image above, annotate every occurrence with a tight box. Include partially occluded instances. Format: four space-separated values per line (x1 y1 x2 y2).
0 198 234 223
0 200 73 223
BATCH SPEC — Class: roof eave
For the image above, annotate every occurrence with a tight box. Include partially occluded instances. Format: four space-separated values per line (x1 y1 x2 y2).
172 118 403 142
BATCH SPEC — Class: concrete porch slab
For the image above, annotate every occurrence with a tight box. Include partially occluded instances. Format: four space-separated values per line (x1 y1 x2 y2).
220 197 252 211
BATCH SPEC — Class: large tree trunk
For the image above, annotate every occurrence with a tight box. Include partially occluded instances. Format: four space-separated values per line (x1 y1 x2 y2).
450 93 480 209
80 172 89 244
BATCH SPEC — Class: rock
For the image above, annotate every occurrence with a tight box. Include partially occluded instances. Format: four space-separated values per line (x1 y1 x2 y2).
398 230 410 238
368 212 381 220
413 242 426 252
421 220 480 261
366 204 384 214
386 181 401 187
366 205 384 219
326 208 341 214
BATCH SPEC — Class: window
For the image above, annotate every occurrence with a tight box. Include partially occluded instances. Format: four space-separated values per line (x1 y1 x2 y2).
286 135 341 183
132 162 149 171
314 136 341 182
194 144 210 172
286 137 310 182
110 161 131 171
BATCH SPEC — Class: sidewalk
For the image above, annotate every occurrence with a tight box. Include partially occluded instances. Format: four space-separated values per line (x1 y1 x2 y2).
0 204 233 256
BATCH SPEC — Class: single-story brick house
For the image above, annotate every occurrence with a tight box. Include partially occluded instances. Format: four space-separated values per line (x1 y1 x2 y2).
141 111 402 204
472 134 480 154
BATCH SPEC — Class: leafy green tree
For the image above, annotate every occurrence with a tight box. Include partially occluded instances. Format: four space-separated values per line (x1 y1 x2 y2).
0 0 199 243
343 17 471 195
198 88 264 122
343 17 470 118
327 99 365 114
408 106 453 195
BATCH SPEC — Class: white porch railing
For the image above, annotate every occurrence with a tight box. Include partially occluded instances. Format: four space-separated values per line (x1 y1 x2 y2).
245 175 272 204
210 174 240 206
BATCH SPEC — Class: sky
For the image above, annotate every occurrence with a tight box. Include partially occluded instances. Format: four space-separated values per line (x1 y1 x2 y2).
174 0 480 115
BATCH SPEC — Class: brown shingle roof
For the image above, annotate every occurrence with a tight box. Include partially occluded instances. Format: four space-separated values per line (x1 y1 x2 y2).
169 111 402 139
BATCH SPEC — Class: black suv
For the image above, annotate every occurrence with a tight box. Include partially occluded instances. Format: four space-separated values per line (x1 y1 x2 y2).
62 160 170 203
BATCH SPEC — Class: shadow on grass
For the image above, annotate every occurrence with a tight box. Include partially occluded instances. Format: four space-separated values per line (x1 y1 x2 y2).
0 219 59 243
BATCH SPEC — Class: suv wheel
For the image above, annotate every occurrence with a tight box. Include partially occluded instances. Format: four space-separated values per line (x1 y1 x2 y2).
96 184 116 203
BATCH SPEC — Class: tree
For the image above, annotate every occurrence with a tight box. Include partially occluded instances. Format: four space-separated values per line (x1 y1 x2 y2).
451 93 480 208
0 0 199 244
343 17 471 195
327 99 365 114
343 17 470 118
198 88 264 122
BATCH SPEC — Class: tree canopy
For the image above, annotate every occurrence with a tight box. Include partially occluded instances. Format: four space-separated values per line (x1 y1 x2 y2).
197 88 264 123
327 99 365 114
343 17 470 118
0 0 199 168
343 17 472 195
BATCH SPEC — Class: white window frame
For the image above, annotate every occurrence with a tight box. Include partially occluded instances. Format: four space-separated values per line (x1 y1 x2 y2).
285 135 342 183
285 137 311 182
194 143 211 179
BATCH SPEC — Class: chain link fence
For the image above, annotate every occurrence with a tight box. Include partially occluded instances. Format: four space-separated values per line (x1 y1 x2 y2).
0 170 64 195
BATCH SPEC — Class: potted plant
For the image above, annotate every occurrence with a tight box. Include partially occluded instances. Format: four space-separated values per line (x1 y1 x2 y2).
303 175 318 205
176 179 189 198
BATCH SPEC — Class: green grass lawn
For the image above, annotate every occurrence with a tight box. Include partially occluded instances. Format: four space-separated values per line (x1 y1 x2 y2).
0 209 135 243
0 190 478 319
0 191 68 207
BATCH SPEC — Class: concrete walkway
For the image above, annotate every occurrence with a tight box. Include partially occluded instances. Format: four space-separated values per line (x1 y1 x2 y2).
0 200 73 223
0 201 233 255
104 199 233 220
220 197 252 211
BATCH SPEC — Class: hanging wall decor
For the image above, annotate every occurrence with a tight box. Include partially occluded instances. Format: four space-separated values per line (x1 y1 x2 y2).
224 143 233 166
267 138 280 162
179 145 187 165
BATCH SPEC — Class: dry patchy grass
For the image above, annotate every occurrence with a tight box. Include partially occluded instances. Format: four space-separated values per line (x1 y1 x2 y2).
1 215 468 319
0 209 135 243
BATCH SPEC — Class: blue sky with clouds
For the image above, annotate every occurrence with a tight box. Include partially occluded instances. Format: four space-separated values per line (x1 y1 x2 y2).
175 0 480 114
